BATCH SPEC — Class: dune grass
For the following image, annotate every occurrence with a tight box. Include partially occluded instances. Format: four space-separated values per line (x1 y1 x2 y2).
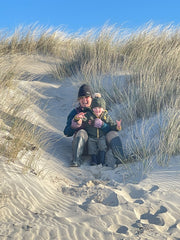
0 52 46 174
50 23 179 170
0 23 179 175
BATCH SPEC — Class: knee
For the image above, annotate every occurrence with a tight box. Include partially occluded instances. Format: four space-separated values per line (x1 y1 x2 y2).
106 131 118 144
76 129 88 141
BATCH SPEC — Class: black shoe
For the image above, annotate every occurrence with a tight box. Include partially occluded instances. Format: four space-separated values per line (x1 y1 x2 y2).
99 151 106 166
70 161 79 167
115 158 123 165
90 155 97 166
97 151 101 165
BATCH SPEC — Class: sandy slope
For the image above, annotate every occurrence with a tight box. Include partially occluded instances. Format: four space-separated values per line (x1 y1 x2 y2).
0 55 180 240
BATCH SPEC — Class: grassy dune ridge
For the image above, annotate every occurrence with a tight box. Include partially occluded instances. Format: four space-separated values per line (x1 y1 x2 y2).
0 23 179 172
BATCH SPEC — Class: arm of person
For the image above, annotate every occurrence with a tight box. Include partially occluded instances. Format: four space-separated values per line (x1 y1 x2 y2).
63 109 79 137
92 117 111 133
100 121 111 133
104 114 122 132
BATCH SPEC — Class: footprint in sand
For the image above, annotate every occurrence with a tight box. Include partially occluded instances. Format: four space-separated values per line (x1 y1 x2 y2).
108 224 129 236
132 220 148 235
129 184 159 200
79 196 94 211
129 187 147 199
149 185 159 194
134 199 144 204
79 188 119 212
140 205 167 226
116 225 128 234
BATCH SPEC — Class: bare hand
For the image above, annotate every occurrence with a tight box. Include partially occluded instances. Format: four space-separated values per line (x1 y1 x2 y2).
75 112 86 120
77 118 83 125
116 119 122 130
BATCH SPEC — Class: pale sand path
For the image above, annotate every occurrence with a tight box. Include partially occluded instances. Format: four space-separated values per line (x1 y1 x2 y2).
0 55 180 240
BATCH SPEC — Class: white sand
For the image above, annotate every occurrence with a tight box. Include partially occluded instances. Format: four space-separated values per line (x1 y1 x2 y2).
0 56 180 240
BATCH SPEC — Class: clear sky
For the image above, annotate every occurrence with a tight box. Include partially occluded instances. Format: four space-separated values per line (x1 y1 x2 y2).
1 0 180 33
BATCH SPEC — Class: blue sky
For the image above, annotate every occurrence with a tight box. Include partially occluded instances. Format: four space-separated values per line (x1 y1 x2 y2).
1 0 180 33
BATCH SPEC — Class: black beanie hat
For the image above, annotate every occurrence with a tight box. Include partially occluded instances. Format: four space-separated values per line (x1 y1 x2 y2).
91 94 106 109
78 84 92 98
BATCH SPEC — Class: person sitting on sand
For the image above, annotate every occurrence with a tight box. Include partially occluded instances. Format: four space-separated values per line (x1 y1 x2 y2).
63 84 125 167
83 93 122 166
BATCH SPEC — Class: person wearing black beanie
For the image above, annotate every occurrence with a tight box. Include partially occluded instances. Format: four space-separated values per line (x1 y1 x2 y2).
64 84 94 166
78 84 93 98
63 84 125 167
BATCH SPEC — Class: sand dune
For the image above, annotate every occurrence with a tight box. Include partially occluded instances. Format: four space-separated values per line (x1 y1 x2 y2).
0 56 180 240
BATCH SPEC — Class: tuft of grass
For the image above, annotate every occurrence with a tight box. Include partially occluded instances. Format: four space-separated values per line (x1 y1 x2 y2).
52 26 125 80
0 52 46 174
157 103 180 166
0 24 76 57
